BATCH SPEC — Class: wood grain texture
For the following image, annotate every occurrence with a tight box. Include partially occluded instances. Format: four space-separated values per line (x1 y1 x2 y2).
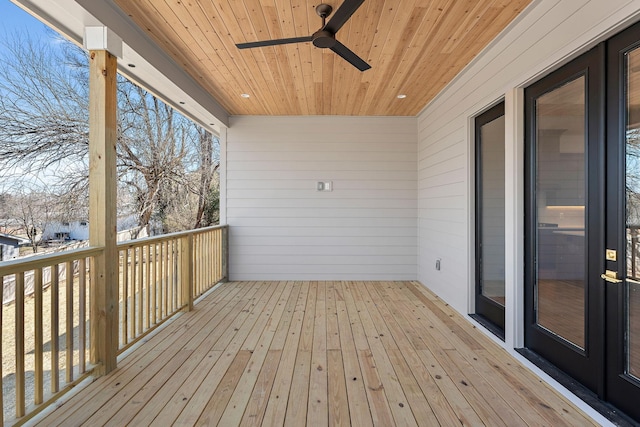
111 0 531 116
38 281 598 426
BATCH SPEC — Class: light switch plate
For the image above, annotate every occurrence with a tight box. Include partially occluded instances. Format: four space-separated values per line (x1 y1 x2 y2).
317 181 332 191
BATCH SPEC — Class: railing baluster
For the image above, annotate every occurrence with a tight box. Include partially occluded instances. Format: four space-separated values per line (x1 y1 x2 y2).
15 272 25 418
202 233 206 292
122 249 129 345
198 235 202 293
160 242 169 319
167 241 172 311
215 229 219 282
212 229 217 284
79 257 86 374
34 268 44 404
205 231 209 290
214 229 219 283
223 226 229 281
199 234 203 295
201 233 206 292
201 233 205 293
174 239 179 308
137 247 143 336
51 264 59 394
206 230 219 287
151 243 157 326
128 248 137 339
169 240 174 310
181 235 193 311
66 260 74 383
192 236 196 297
145 244 151 330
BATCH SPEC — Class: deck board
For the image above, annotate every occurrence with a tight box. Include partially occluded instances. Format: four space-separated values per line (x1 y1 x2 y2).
37 281 599 426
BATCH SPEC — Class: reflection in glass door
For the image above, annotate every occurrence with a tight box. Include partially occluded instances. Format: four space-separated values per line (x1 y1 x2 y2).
535 77 586 350
475 103 505 334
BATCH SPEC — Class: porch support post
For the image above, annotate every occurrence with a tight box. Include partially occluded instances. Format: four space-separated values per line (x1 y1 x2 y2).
88 48 118 374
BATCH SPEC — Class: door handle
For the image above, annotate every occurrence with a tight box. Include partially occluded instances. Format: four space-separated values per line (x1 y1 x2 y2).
601 270 623 283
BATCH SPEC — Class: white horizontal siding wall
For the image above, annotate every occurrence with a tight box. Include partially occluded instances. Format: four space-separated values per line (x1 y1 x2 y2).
226 116 417 281
417 0 640 316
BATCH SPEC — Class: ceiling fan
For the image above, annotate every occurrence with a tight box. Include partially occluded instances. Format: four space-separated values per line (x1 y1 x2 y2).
236 0 371 72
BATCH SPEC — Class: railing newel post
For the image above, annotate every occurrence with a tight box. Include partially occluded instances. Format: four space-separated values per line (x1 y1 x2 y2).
181 234 194 311
222 226 229 282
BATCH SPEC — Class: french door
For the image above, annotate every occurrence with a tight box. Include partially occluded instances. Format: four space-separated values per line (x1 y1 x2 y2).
605 23 640 421
525 21 640 421
525 44 605 393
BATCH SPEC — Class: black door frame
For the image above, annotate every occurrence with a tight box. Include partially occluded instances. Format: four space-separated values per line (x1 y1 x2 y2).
474 102 506 335
524 44 606 394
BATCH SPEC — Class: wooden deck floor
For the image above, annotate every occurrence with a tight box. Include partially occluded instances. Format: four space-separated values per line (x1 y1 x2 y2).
37 281 597 426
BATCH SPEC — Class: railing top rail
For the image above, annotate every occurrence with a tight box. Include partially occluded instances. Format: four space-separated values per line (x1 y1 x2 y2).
116 224 228 249
0 246 104 276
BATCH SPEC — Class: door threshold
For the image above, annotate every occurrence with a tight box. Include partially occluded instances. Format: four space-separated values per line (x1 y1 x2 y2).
469 313 504 341
516 348 639 426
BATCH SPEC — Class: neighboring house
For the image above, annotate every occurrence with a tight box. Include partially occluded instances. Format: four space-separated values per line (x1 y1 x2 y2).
43 216 153 243
42 220 89 242
0 233 29 261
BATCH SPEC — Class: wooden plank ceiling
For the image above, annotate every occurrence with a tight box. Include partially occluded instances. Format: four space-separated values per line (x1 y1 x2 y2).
113 0 531 116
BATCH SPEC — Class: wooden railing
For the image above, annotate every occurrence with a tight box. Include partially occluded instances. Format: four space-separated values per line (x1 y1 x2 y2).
0 224 228 425
117 225 228 351
0 247 102 425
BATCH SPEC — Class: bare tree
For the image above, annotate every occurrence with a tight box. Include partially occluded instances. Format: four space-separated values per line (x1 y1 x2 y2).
0 192 20 234
8 190 54 253
193 129 219 228
0 31 219 237
0 32 89 177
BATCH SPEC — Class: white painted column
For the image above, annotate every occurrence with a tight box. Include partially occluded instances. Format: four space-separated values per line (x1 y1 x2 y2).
504 87 525 349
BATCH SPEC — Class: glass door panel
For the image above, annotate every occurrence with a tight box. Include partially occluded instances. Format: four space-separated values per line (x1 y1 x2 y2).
625 47 640 380
535 77 587 349
480 115 506 305
475 102 505 334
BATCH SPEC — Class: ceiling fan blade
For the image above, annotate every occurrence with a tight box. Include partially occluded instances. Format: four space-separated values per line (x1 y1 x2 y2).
323 0 365 34
236 36 312 49
330 41 371 71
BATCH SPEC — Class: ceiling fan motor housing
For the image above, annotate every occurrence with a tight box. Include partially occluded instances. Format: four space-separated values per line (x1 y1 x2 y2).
312 30 336 48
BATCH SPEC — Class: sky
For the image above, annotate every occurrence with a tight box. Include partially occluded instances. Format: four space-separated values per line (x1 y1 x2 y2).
0 1 49 35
